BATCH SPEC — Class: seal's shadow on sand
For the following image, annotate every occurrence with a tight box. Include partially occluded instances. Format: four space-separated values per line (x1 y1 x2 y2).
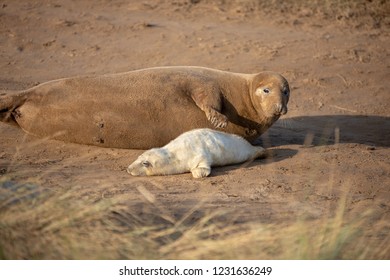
213 115 389 176
212 148 297 177
257 115 390 148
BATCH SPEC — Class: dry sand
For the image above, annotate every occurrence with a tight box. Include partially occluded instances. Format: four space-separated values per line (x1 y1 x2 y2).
0 0 389 259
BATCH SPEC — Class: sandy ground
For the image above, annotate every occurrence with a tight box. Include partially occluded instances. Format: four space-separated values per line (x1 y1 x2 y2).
0 0 389 259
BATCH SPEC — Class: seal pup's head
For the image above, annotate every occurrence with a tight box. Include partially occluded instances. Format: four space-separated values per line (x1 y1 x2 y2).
250 71 290 122
127 148 181 176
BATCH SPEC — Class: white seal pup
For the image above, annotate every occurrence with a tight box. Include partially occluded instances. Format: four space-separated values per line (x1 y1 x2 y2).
127 128 266 178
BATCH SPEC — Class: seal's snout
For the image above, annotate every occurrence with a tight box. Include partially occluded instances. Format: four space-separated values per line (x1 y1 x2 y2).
127 163 144 176
126 166 132 174
127 165 138 176
281 105 288 115
275 103 288 115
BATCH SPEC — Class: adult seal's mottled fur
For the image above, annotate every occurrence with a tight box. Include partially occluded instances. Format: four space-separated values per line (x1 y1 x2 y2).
127 128 267 178
0 66 290 149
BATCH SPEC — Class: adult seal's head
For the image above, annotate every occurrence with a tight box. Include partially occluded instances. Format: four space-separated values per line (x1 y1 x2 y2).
249 71 290 122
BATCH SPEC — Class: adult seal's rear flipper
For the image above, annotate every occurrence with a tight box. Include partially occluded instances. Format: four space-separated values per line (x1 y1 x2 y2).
0 90 29 124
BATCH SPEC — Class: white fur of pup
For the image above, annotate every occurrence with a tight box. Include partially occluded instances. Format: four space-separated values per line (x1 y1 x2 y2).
127 128 266 178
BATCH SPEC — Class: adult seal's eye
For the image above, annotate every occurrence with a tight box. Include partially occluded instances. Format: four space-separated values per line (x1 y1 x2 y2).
263 88 270 94
142 161 151 167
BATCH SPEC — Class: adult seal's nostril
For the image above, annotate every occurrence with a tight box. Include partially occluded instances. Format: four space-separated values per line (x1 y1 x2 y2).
281 105 288 115
278 104 283 114
275 103 286 115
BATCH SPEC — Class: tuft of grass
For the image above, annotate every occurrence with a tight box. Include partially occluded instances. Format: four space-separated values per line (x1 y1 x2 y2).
159 207 389 260
0 176 388 260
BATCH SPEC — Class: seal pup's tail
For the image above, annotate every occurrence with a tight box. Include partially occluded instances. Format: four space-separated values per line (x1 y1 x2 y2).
254 146 267 159
239 146 268 168
0 90 28 123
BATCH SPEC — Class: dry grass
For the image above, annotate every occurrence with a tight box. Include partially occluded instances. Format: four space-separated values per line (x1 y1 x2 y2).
0 175 388 260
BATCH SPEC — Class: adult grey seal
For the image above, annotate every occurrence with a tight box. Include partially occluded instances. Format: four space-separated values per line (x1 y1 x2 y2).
0 66 290 149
